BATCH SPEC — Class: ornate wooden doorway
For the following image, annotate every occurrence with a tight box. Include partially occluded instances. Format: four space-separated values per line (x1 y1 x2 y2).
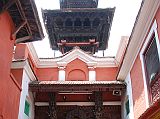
66 107 86 119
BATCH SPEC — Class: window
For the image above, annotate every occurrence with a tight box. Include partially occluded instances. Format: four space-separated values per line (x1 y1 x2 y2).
24 100 30 116
74 18 82 27
125 99 130 116
65 18 73 27
143 35 160 82
140 20 160 105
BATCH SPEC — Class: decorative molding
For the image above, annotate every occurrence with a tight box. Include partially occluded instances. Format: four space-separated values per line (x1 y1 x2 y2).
35 101 121 106
117 0 160 80
27 43 117 68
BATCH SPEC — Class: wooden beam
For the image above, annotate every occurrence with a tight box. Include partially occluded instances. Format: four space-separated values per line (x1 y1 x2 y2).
15 36 32 43
57 42 99 47
16 0 32 35
12 20 27 37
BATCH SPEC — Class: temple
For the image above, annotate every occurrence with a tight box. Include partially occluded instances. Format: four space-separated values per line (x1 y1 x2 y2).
0 0 160 119
43 0 115 54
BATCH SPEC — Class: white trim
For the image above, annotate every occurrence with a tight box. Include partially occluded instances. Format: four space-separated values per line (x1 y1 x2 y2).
18 70 35 119
126 73 134 119
35 101 121 106
140 20 160 108
27 43 117 68
117 0 160 80
115 36 129 64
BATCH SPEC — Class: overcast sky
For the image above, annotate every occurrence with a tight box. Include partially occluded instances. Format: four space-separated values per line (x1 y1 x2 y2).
33 0 142 58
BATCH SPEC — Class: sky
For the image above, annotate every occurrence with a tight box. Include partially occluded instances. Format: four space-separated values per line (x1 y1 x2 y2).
33 0 142 58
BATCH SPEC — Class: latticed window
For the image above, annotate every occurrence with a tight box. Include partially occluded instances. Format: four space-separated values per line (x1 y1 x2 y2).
24 100 30 116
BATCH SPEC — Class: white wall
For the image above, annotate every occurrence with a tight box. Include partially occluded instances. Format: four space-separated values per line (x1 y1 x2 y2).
18 69 35 119
122 74 134 119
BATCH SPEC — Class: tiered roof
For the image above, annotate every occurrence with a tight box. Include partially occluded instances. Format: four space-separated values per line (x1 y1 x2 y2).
43 0 115 54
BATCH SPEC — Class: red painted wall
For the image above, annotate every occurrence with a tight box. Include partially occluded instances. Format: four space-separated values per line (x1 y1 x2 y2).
130 8 160 119
14 44 29 60
0 11 20 119
130 55 146 119
11 69 23 87
66 58 89 81
96 67 117 81
36 68 58 81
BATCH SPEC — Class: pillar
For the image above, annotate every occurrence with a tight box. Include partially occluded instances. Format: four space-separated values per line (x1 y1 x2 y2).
58 66 65 81
94 91 103 119
88 66 96 81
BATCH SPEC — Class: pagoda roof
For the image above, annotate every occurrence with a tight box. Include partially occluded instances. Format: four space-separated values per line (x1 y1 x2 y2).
29 81 126 92
1 0 44 43
43 8 115 53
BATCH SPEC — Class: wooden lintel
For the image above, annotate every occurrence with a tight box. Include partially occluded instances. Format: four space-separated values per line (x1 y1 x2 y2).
12 20 27 37
57 42 99 47
2 0 17 11
16 36 32 43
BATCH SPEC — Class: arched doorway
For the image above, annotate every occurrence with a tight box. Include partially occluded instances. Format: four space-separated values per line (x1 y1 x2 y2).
66 107 86 119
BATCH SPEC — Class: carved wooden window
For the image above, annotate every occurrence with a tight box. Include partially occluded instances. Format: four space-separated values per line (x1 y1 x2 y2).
84 18 91 27
74 18 82 27
55 18 63 27
143 35 160 82
65 18 73 27
93 18 100 27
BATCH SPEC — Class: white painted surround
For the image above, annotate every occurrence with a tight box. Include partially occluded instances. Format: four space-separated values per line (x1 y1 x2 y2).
122 74 134 119
140 20 160 108
18 70 35 119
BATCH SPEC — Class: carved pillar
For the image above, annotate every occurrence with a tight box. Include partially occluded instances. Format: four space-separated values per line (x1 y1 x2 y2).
49 93 57 119
58 66 66 81
88 66 96 81
94 91 103 119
